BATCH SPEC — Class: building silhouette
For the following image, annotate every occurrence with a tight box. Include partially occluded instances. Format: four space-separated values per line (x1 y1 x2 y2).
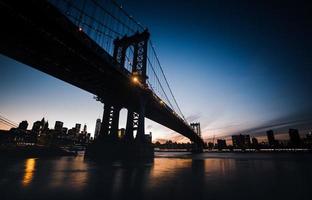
82 124 87 134
54 121 63 132
266 130 276 147
289 129 301 147
75 123 81 134
232 134 251 149
62 127 68 135
42 120 49 134
304 132 312 148
32 121 42 135
251 137 259 149
144 132 152 143
18 120 28 131
217 139 226 150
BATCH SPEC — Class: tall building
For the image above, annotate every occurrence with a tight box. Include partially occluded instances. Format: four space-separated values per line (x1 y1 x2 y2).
307 132 312 139
82 124 87 134
40 117 45 127
75 123 81 134
54 121 63 132
251 137 259 149
144 132 152 143
266 130 276 147
42 121 49 135
289 129 301 147
18 120 28 130
232 134 251 149
304 132 312 147
68 128 76 136
94 118 101 139
32 121 42 135
217 139 226 150
252 137 258 145
62 127 68 135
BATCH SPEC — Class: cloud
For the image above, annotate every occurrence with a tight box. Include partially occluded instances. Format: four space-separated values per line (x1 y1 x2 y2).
230 109 312 136
185 112 201 122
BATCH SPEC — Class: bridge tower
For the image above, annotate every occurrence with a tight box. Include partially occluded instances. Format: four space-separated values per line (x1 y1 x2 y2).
113 29 149 85
86 30 153 159
95 30 150 144
190 122 204 153
190 122 201 138
113 30 150 143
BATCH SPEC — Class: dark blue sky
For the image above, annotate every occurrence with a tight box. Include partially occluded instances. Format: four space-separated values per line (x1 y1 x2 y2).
0 0 311 141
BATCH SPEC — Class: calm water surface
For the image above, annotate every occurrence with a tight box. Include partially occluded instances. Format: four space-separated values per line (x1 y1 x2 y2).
0 152 311 200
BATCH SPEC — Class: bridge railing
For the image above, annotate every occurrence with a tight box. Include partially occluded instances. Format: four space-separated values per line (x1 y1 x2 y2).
48 0 189 126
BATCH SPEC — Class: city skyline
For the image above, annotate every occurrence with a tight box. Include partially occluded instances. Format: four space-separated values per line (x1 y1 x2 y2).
4 114 312 148
1 0 311 142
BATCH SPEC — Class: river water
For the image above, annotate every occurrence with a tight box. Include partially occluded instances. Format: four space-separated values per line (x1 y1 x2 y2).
0 152 311 200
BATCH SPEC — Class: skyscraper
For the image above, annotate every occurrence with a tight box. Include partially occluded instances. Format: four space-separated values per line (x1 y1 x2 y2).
82 124 87 134
62 127 68 135
32 121 42 135
75 123 81 134
42 121 49 135
232 134 251 149
266 130 276 147
94 118 101 139
54 121 63 132
18 120 28 130
217 139 227 150
289 129 301 147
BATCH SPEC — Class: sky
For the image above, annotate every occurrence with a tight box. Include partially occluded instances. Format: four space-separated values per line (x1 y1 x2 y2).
0 0 311 142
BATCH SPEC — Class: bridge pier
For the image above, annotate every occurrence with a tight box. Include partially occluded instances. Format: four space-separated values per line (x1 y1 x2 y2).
124 108 135 142
85 98 153 160
110 105 121 141
98 103 110 140
98 103 121 141
135 93 147 143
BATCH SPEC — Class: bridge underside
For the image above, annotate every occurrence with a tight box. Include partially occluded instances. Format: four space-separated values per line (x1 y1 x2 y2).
0 0 204 147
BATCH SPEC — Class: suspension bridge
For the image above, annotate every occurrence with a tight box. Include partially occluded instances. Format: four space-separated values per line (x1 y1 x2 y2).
0 0 204 154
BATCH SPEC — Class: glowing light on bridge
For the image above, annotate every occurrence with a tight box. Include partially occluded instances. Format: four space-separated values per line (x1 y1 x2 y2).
132 76 139 83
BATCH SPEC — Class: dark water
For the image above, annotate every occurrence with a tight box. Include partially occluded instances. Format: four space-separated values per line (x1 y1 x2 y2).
0 152 311 200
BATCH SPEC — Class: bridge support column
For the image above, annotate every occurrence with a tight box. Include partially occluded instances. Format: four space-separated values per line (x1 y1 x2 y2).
110 105 121 141
135 94 147 143
124 108 134 142
99 103 111 139
98 103 121 141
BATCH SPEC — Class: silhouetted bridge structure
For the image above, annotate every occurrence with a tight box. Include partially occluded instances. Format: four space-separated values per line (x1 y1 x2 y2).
0 0 204 153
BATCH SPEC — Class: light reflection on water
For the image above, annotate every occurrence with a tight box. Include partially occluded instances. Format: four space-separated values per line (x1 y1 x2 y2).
47 156 89 189
22 158 36 186
0 152 311 200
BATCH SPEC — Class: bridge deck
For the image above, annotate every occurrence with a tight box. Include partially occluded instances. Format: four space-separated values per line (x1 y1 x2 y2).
0 0 204 146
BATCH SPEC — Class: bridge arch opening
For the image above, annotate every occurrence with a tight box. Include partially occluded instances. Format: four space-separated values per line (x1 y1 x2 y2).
118 108 128 139
118 108 128 129
124 45 134 72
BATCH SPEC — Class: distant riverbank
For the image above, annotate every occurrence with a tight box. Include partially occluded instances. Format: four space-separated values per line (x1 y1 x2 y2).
155 148 312 153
